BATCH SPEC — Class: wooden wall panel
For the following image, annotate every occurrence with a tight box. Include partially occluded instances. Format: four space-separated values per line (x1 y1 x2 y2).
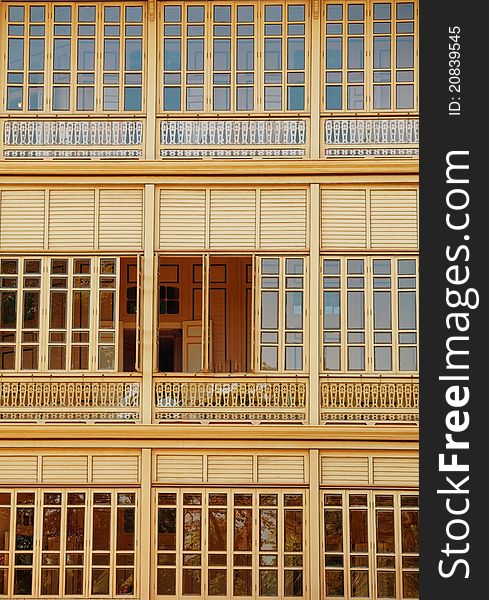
321 457 370 486
0 456 38 483
92 456 140 484
42 456 89 483
159 189 206 250
207 455 254 484
209 189 256 250
257 456 305 484
321 189 367 249
373 457 419 487
259 189 307 249
155 455 204 483
48 190 95 249
370 190 418 249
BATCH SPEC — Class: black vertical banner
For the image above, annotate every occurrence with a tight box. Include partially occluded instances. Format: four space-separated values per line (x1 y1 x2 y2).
421 1 485 599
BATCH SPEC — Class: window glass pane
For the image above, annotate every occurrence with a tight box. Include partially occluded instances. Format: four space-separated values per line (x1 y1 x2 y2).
125 39 142 70
374 291 391 329
347 292 364 329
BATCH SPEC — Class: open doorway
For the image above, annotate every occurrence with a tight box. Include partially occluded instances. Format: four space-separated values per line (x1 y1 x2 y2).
157 255 252 373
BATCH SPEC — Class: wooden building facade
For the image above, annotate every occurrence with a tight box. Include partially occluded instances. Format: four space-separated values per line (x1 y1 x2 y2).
0 1 419 598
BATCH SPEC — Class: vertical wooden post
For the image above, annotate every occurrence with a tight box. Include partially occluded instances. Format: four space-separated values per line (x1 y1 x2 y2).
145 3 157 160
309 449 321 600
310 2 322 159
309 184 321 425
142 184 155 423
140 449 152 600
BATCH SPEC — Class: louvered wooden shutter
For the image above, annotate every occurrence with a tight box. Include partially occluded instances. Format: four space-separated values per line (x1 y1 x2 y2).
321 189 367 249
373 457 419 486
0 456 38 483
0 190 45 250
159 189 206 250
48 189 95 249
370 189 418 249
42 456 89 483
259 189 307 249
156 455 204 483
207 455 254 483
92 456 140 483
99 189 143 250
209 189 256 249
257 455 306 484
321 456 370 486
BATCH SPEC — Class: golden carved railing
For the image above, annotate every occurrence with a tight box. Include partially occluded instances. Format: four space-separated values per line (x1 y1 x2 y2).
0 376 141 422
154 376 308 423
321 377 418 423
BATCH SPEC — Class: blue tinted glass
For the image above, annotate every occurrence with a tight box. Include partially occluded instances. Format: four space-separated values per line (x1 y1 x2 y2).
236 86 254 110
30 6 45 22
124 87 142 110
264 86 282 110
237 39 254 70
125 39 142 70
214 5 231 22
104 39 120 70
347 85 364 109
396 36 414 68
396 84 414 109
265 39 282 70
103 87 119 110
374 37 390 69
53 87 70 110
7 87 23 110
29 39 44 70
348 38 364 69
28 87 43 110
53 39 71 70
164 39 181 70
126 6 143 23
54 6 71 22
326 5 342 20
348 4 364 20
288 5 305 21
288 38 304 70
186 87 204 110
374 3 391 20
8 39 24 70
78 6 95 22
326 85 342 109
9 6 25 22
187 39 203 70
326 38 342 69
397 3 414 20
164 5 181 22
373 85 391 109
78 39 95 70
213 87 230 110
77 86 94 110
287 86 304 110
105 6 120 22
187 6 204 22
265 5 282 21
238 6 254 22
213 39 231 70
163 87 181 111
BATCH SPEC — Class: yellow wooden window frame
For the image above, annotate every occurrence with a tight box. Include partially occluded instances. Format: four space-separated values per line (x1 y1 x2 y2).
158 0 310 116
322 0 419 115
321 490 419 600
154 488 307 599
1 1 146 116
256 255 308 374
0 488 139 599
321 255 418 375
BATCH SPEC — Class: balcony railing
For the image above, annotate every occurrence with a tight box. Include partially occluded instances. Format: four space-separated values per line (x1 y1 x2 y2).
323 117 419 157
321 377 418 423
159 118 308 158
154 376 308 423
2 119 144 159
0 376 141 422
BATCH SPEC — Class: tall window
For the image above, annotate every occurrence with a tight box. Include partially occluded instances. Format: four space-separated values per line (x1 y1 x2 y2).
156 490 305 598
258 257 306 372
0 489 137 598
0 256 139 373
324 1 417 112
160 2 308 114
323 491 419 599
322 257 418 373
4 2 144 113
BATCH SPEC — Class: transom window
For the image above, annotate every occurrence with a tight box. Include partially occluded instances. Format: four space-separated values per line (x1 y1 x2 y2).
322 257 417 373
322 491 419 599
156 489 305 598
0 489 138 598
160 2 308 113
4 2 144 113
323 1 417 112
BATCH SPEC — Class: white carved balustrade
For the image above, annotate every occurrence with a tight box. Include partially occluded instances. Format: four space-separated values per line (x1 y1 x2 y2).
2 119 144 158
160 119 307 158
321 377 419 423
324 118 419 157
0 376 141 422
154 376 308 423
